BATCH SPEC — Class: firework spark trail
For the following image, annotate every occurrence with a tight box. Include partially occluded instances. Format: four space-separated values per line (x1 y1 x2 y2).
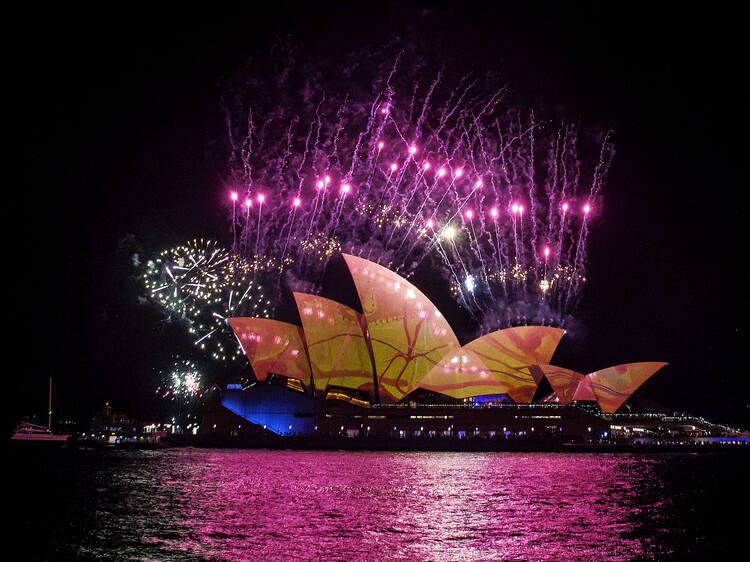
561 132 582 275
447 236 480 311
441 180 483 226
466 213 492 298
492 214 510 301
566 215 589 312
329 97 349 172
397 174 437 248
386 163 428 248
527 111 539 274
280 117 298 189
329 186 351 241
431 173 459 219
305 175 329 243
389 146 416 197
557 126 574 267
280 199 301 266
406 177 478 272
546 123 563 251
295 118 315 194
254 196 264 258
349 94 388 188
365 134 385 194
561 132 612 311
231 194 238 251
511 209 520 265
398 182 455 267
518 206 526 269
416 70 442 137
589 130 615 201
391 189 429 255
306 185 322 235
240 107 255 189
311 95 326 176
431 229 472 312
557 203 569 267
374 166 396 208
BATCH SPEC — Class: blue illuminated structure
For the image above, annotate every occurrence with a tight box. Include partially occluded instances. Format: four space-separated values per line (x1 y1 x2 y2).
221 384 317 436
472 394 513 406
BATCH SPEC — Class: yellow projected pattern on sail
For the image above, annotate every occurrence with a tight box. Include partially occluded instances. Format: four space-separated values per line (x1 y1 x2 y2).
342 253 460 403
461 326 565 403
584 362 668 413
417 348 508 399
227 318 311 391
293 292 375 399
529 364 585 404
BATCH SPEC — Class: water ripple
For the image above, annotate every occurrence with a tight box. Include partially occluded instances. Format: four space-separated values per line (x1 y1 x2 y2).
9 448 749 560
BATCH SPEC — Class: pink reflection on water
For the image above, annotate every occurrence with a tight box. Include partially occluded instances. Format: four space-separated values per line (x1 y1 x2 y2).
12 448 744 560
136 450 656 560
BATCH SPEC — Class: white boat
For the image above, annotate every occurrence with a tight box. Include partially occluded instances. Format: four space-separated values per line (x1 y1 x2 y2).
11 378 70 443
12 421 70 442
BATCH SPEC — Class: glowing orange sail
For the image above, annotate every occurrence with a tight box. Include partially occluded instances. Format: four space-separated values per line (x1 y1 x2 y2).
572 376 597 402
529 364 585 404
584 362 668 413
462 327 565 403
293 292 375 399
417 348 509 399
227 318 311 391
342 253 460 402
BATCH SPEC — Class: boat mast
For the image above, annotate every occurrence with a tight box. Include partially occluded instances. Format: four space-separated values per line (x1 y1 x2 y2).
48 377 52 431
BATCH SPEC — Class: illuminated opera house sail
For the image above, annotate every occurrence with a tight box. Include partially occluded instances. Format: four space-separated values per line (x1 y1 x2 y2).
223 254 667 435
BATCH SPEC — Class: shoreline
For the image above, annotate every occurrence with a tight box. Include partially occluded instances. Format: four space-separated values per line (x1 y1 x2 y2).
66 435 750 454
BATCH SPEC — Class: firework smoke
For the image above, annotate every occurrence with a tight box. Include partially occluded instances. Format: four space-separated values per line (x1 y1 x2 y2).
221 45 613 332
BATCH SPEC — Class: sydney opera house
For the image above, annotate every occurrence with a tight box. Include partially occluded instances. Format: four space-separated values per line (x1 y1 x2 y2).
221 254 667 441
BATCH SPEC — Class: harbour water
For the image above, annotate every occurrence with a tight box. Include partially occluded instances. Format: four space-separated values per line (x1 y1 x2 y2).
9 447 747 560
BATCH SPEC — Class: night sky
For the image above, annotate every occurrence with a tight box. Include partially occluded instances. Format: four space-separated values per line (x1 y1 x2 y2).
11 4 747 431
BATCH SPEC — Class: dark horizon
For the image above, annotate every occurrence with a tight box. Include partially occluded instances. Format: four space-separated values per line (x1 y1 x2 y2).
11 4 746 430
